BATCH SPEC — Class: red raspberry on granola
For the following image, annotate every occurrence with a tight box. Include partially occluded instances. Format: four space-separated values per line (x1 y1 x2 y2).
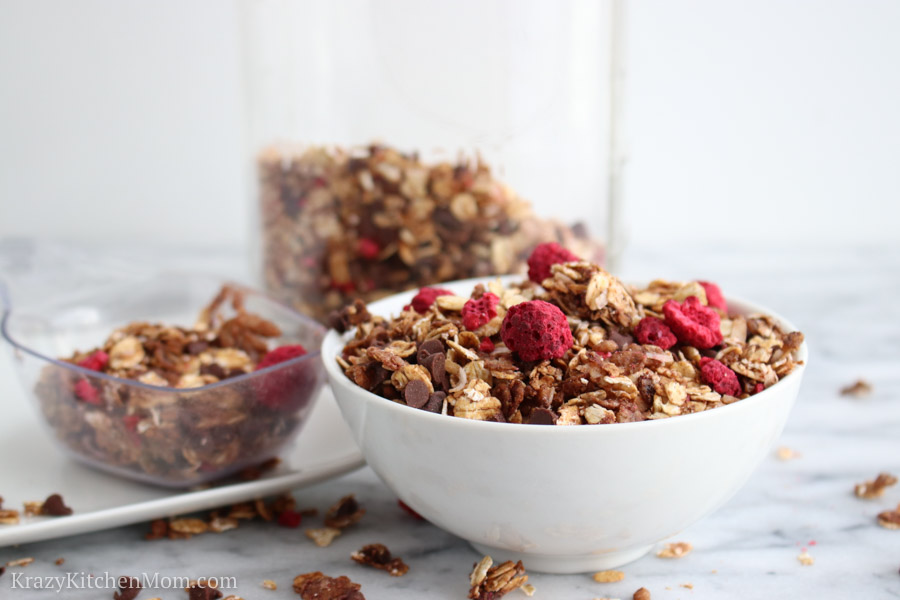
500 300 573 362
408 287 453 314
527 242 579 284
698 280 728 312
461 293 500 331
77 350 109 372
74 380 101 405
255 344 311 410
634 316 677 350
699 357 741 397
663 296 723 349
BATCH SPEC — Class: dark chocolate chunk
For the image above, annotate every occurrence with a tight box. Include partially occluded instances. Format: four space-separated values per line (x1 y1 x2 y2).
404 380 431 409
113 576 141 600
187 341 209 355
423 392 446 413
421 353 446 387
42 494 73 516
200 363 227 380
528 408 558 425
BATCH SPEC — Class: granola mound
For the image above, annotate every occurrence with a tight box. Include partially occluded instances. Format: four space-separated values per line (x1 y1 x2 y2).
336 260 804 425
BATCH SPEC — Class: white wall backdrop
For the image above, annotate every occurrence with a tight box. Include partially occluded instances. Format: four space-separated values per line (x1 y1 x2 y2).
1 0 898 249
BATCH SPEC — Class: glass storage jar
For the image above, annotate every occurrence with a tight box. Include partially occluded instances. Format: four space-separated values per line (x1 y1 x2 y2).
242 0 624 321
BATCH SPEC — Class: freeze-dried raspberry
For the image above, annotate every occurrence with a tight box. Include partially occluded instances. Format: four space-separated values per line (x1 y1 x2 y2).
527 242 580 283
255 344 313 410
357 238 380 260
663 297 723 349
500 300 573 362
74 380 100 404
699 281 728 312
634 317 677 350
699 357 741 397
277 509 303 528
397 500 424 521
461 293 499 331
77 350 108 372
479 338 495 353
753 382 765 395
409 287 453 313
257 344 308 370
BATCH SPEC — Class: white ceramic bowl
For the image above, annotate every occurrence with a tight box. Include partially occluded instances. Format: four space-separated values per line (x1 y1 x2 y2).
323 277 808 573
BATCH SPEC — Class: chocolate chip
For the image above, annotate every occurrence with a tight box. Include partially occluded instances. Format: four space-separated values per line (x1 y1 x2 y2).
423 392 446 413
200 363 227 380
421 352 446 387
187 584 223 600
528 408 558 425
41 494 73 516
416 339 444 363
404 380 431 409
187 341 209 355
113 576 141 600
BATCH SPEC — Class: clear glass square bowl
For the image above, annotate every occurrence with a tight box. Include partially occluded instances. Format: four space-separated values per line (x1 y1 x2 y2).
1 273 326 488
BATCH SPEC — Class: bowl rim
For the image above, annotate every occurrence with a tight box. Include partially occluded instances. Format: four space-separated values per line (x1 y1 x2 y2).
1 272 327 393
323 274 808 433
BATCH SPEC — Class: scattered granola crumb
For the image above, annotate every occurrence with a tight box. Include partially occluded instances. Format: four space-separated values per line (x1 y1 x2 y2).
854 473 898 499
42 493 74 516
797 550 815 566
468 556 529 600
351 543 409 576
0 509 20 525
306 527 343 547
113 576 142 600
222 596 245 600
324 495 366 529
681 583 694 589
170 518 209 536
55 558 65 566
776 446 801 461
6 557 34 567
633 587 651 600
877 504 900 530
840 379 872 397
186 582 223 600
292 571 365 600
593 570 626 583
657 541 693 558
521 583 536 596
23 501 44 516
262 579 277 590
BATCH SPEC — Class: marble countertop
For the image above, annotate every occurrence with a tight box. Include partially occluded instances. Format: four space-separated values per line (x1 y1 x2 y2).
1 240 898 599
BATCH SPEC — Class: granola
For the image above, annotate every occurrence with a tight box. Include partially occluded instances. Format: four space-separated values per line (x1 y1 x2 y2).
840 379 872 397
656 542 693 559
854 473 898 499
259 143 604 323
292 572 365 600
877 504 900 529
351 544 409 576
467 556 530 600
34 286 316 482
337 258 804 425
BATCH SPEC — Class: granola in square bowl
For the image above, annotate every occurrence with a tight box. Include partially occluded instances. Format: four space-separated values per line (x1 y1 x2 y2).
333 244 805 426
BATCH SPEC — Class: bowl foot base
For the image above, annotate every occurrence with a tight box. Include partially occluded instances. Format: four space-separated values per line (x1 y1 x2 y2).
468 542 654 574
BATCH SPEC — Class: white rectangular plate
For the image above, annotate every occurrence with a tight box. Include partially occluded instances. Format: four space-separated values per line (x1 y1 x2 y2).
0 383 365 547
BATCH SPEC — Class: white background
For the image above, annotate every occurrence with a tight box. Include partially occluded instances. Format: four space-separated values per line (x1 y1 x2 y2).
1 0 898 251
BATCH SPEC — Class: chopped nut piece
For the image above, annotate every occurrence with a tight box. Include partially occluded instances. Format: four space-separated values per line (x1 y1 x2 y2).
209 516 240 533
840 379 872 397
0 509 20 525
170 518 209 535
593 570 626 583
306 527 343 547
854 473 898 499
351 543 409 576
776 446 801 461
262 579 277 590
292 571 365 600
6 557 34 567
467 556 529 600
797 550 815 566
324 495 365 529
656 541 693 558
877 504 900 529
633 588 651 600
